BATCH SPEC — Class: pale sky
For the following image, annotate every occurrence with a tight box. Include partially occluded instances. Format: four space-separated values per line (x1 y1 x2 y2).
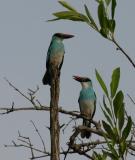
0 0 135 159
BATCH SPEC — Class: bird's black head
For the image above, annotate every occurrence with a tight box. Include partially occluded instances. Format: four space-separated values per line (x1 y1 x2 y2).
73 75 91 82
53 33 74 39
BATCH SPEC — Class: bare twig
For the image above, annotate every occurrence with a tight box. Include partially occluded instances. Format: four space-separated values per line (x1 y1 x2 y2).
30 120 46 152
112 38 135 69
62 117 77 134
5 143 46 154
127 94 135 106
4 78 39 107
0 106 49 115
28 138 35 159
4 78 31 102
18 131 35 158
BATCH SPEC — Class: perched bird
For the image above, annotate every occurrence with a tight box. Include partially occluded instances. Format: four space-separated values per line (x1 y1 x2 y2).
42 33 74 85
73 76 96 138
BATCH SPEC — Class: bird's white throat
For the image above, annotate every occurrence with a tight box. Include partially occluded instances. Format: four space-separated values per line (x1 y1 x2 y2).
81 82 90 89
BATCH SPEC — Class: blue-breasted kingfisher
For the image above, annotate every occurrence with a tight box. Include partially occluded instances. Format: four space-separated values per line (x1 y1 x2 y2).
73 76 96 138
42 33 74 85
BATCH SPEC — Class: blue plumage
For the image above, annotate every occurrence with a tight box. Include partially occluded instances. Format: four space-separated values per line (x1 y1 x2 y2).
46 36 64 63
73 76 96 138
42 33 74 85
79 87 96 100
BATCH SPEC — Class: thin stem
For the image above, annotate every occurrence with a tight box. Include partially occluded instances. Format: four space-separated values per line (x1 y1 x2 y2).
30 120 46 152
112 38 135 69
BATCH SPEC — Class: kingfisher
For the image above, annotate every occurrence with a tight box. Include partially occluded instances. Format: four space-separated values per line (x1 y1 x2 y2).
73 76 96 138
42 33 74 85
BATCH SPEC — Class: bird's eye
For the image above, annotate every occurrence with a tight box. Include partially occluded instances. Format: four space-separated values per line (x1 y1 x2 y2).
86 78 90 82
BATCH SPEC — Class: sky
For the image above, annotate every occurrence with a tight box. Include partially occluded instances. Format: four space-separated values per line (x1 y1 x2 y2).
0 0 135 159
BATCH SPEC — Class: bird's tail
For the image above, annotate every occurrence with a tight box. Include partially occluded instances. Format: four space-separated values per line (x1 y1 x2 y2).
81 119 91 139
42 70 51 85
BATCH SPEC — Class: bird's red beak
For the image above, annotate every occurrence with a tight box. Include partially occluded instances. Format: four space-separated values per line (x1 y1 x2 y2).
73 75 82 82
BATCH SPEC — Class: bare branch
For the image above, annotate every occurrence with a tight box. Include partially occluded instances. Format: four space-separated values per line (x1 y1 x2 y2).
4 78 31 102
0 105 99 125
127 94 135 106
62 117 77 134
28 138 35 159
30 120 46 152
4 78 39 108
5 143 46 154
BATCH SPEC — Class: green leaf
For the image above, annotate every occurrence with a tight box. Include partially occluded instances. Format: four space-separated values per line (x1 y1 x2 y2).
93 151 107 160
105 0 111 6
113 90 124 119
84 4 98 30
100 28 108 38
53 11 73 18
102 152 107 159
101 107 113 127
98 1 109 30
108 145 119 158
102 120 114 138
113 90 125 131
98 2 106 28
110 67 120 98
104 138 119 159
103 96 112 118
112 127 119 140
98 1 116 38
122 116 132 140
58 0 77 12
108 19 116 33
118 103 125 131
119 140 127 156
53 11 89 22
103 151 118 159
95 69 109 97
111 0 117 19
47 18 61 22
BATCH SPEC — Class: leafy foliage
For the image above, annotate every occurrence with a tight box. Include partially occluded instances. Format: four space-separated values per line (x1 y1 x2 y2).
84 4 98 30
50 0 117 39
110 67 120 98
111 0 117 19
58 1 77 12
93 151 107 160
95 69 109 97
122 116 132 140
95 67 133 159
113 91 124 119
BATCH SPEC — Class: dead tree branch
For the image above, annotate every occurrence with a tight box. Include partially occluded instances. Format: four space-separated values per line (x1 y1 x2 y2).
50 66 60 160
30 120 46 152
